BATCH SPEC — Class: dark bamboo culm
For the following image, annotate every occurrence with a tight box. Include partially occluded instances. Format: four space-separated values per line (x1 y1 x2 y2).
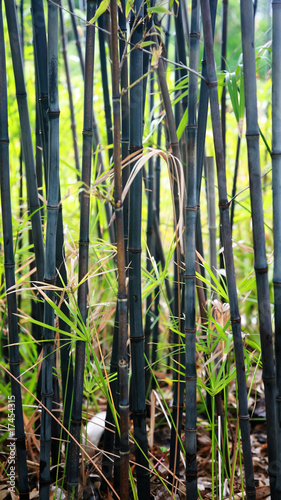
240 2 277 497
119 0 129 249
31 0 49 187
67 0 85 75
230 136 241 232
196 0 217 268
38 1 60 496
4 0 44 284
168 9 184 490
67 0 114 244
184 2 200 496
272 0 281 495
67 2 96 497
200 1 256 497
98 5 113 162
221 0 228 156
17 0 24 313
145 71 155 393
128 2 150 498
173 1 188 114
101 0 130 490
0 2 29 497
110 4 129 498
154 28 184 489
59 4 80 178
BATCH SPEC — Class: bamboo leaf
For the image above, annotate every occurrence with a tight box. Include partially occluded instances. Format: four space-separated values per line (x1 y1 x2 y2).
126 0 134 17
90 0 109 24
176 107 188 140
147 6 170 14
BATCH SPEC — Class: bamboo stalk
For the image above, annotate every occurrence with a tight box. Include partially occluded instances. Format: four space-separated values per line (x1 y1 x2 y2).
200 1 256 497
119 0 129 248
272 0 281 495
0 3 29 496
4 0 44 284
240 1 277 497
128 2 150 497
145 72 155 393
184 2 200 496
110 3 129 497
67 0 114 244
155 30 185 490
221 0 228 156
206 156 217 292
59 3 81 178
98 6 113 162
67 2 96 496
230 136 241 232
67 0 85 76
39 1 60 496
31 0 49 186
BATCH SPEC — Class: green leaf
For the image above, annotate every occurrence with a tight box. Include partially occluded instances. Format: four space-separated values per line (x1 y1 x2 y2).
126 0 134 18
176 106 188 140
147 6 169 15
89 0 109 24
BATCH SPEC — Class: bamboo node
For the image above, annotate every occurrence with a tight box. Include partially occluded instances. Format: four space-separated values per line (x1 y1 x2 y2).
47 109 60 117
128 247 142 254
219 200 229 210
186 124 198 130
239 414 249 420
0 138 9 143
130 335 145 342
206 80 218 88
245 131 260 139
231 317 241 324
255 266 268 274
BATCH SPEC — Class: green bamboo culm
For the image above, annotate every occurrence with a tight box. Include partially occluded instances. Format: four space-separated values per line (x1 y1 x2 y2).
110 3 129 498
184 1 200 496
39 1 60 496
4 0 44 284
67 2 96 496
272 0 281 495
240 2 277 497
200 1 256 497
128 2 150 497
0 2 29 497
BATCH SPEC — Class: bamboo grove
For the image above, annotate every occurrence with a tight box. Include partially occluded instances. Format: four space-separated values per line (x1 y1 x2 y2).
0 0 280 499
